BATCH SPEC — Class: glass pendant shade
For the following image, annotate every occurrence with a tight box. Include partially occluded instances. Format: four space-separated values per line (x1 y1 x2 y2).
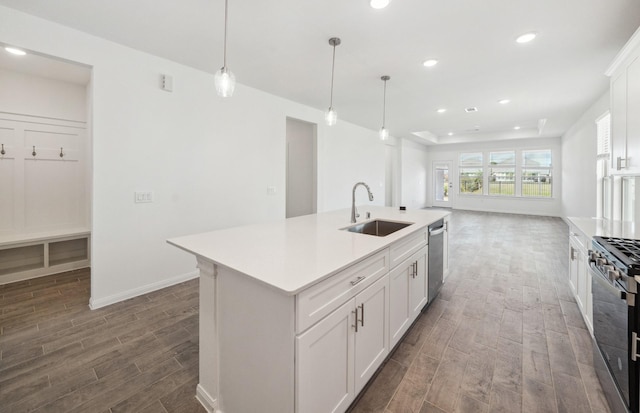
325 107 338 126
379 127 389 141
215 67 236 97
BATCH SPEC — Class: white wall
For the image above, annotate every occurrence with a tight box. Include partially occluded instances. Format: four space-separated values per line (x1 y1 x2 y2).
426 137 563 216
399 139 429 209
0 68 89 237
561 91 609 218
0 67 87 120
0 6 388 307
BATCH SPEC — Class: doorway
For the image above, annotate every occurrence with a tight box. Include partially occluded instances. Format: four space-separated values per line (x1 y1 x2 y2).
433 161 453 208
286 117 317 218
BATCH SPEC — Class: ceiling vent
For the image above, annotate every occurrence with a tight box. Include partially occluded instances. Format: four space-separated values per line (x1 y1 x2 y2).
465 107 478 113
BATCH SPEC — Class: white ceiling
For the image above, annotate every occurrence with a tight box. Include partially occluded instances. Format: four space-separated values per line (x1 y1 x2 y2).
1 0 639 144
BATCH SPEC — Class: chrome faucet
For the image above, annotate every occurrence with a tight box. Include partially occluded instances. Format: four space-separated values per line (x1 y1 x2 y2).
351 182 374 223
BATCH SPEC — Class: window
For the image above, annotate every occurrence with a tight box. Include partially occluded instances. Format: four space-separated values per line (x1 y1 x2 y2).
459 152 483 195
489 151 515 196
522 150 552 197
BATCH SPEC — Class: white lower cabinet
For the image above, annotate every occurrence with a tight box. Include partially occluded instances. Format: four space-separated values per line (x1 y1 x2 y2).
354 274 389 393
296 299 354 413
296 274 389 413
389 247 428 348
568 227 593 332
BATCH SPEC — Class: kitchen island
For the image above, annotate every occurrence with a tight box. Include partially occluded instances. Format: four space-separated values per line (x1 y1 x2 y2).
168 206 450 413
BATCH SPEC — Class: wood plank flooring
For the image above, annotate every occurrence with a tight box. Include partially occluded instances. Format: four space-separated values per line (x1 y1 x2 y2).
0 210 612 413
0 269 204 413
349 210 612 413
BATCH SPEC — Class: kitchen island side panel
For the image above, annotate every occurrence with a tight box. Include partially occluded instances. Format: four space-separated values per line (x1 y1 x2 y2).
217 265 296 413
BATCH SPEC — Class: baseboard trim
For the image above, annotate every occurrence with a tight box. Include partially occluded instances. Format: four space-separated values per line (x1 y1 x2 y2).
89 270 199 309
196 383 218 413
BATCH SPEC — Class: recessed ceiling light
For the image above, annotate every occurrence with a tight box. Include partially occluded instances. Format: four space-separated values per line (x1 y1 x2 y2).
447 132 454 136
437 108 446 113
5 47 26 56
516 32 537 44
498 99 511 105
514 126 521 130
370 0 390 9
423 59 438 67
465 107 478 113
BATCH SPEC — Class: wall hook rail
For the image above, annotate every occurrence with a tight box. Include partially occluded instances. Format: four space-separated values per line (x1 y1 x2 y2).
0 144 4 155
32 146 36 157
59 147 64 158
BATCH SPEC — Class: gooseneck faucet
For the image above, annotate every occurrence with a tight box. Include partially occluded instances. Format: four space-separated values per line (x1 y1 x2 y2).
351 182 374 223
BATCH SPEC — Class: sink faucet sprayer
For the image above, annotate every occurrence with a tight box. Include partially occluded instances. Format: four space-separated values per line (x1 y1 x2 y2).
351 182 374 223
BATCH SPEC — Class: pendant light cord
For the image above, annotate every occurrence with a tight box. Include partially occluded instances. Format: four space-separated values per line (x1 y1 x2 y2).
382 79 387 128
223 0 229 69
329 44 336 107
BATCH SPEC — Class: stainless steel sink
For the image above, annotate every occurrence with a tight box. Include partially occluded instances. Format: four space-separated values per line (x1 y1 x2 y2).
342 219 413 237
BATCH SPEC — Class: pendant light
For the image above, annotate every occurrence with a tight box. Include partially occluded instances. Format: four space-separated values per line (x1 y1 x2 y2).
325 37 341 126
214 0 236 97
379 75 390 140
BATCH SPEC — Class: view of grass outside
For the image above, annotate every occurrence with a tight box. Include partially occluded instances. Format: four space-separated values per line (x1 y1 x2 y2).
460 169 482 194
458 149 553 198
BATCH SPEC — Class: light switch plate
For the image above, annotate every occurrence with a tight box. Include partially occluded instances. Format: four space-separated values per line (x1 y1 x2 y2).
267 186 276 195
135 191 153 203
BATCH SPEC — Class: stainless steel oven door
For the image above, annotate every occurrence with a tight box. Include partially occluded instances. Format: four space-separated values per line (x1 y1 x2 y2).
591 263 633 412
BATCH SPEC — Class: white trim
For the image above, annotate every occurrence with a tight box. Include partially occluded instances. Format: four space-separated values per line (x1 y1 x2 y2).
196 383 219 413
88 269 198 309
606 26 640 77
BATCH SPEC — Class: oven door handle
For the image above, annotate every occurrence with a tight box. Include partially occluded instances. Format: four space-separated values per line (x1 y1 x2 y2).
590 263 626 300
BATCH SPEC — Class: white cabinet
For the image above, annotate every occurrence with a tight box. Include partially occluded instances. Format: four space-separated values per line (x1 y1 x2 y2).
296 299 354 413
389 246 428 348
568 227 593 332
353 275 389 393
184 216 445 413
296 274 389 412
607 30 640 173
443 216 450 279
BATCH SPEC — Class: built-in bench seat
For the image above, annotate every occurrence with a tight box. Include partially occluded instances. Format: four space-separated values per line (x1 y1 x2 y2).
0 229 90 285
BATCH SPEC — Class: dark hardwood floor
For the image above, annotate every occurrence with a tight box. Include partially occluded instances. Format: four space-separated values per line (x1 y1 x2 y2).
0 210 612 412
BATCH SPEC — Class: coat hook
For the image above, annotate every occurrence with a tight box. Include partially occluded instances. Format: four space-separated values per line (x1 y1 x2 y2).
0 144 4 156
59 147 64 158
32 146 36 157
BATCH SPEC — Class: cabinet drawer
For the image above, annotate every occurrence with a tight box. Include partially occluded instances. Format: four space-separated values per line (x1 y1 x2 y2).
569 226 588 253
296 249 389 334
389 228 427 269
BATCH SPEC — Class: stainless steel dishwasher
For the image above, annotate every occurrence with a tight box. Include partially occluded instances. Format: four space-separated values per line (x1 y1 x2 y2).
428 219 445 302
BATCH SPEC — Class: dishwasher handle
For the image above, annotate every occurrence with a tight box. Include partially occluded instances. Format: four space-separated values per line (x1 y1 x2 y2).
429 226 446 236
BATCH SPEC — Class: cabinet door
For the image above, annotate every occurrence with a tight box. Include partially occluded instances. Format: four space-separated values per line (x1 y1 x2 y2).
354 274 389 393
296 299 355 413
626 56 640 170
443 218 450 280
576 248 587 313
568 242 578 295
389 258 411 348
611 71 627 171
410 248 428 320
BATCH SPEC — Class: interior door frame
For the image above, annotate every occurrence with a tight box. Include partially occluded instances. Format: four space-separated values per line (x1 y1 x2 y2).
432 161 453 208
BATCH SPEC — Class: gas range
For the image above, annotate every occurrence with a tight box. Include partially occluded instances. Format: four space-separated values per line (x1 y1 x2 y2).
590 236 640 413
591 236 640 293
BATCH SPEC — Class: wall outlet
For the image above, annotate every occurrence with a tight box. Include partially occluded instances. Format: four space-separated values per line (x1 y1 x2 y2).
267 186 277 195
135 191 153 203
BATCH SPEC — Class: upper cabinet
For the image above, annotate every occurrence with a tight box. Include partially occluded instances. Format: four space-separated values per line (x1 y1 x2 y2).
607 27 640 173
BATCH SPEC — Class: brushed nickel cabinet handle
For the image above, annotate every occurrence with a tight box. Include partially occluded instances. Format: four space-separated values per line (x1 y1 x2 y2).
351 276 366 286
359 303 364 327
353 307 359 332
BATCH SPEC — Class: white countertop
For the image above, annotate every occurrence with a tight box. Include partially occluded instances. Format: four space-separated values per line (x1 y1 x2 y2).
567 217 640 240
168 206 450 295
